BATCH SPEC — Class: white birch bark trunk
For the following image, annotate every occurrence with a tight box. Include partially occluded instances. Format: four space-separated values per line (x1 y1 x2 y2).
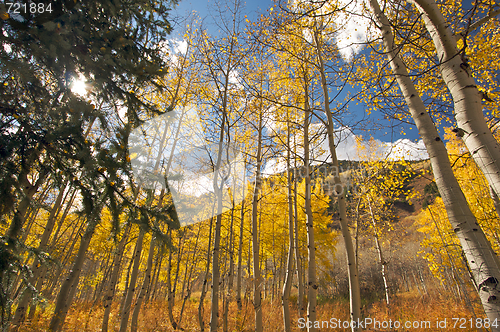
370 0 500 326
251 110 264 332
367 199 390 306
411 0 500 200
236 178 246 311
303 95 318 332
313 28 361 331
294 167 305 318
282 112 295 332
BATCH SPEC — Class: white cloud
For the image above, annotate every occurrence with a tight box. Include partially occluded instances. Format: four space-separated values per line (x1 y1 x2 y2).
291 0 373 60
331 0 373 61
174 39 188 54
327 126 428 161
262 158 286 176
382 139 429 161
262 124 429 176
159 39 189 65
228 70 243 88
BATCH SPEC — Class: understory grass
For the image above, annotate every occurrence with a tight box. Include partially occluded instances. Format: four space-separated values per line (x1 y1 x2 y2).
19 288 484 331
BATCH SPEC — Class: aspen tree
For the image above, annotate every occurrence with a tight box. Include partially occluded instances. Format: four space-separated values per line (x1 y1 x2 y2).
194 2 248 329
162 229 179 329
118 226 145 332
198 215 214 331
223 192 236 332
11 181 69 329
311 20 362 330
101 223 131 332
368 0 500 324
177 224 202 329
125 32 200 325
303 82 318 332
236 159 248 311
251 108 264 332
409 0 500 200
130 234 156 332
353 139 417 307
294 166 305 318
48 192 108 332
282 109 295 332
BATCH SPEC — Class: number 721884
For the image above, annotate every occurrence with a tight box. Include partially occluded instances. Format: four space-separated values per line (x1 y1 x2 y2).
6 2 53 14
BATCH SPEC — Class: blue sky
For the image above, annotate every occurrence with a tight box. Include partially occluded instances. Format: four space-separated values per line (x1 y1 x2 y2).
168 0 430 155
172 0 273 23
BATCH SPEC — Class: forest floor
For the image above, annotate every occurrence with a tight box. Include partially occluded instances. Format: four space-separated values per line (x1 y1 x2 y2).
18 160 488 332
21 287 485 331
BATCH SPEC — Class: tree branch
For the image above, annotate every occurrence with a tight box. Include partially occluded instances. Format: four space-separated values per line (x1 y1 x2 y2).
455 8 500 41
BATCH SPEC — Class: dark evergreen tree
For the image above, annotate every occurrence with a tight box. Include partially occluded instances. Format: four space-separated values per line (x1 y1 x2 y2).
0 0 179 328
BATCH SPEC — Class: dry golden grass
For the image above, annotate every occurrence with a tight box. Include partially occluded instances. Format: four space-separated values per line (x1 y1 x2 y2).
19 287 486 331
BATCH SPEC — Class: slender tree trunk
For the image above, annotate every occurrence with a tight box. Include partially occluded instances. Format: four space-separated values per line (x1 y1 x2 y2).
118 228 145 332
370 0 500 326
130 236 156 332
177 257 196 329
101 223 131 332
303 89 317 332
236 187 246 311
282 112 295 332
209 34 235 328
367 199 390 306
11 182 69 330
148 253 163 302
210 211 223 332
30 188 77 316
251 110 264 332
93 253 112 302
178 223 201 329
5 166 48 243
411 0 500 201
169 236 184 307
209 118 228 332
43 216 84 303
48 198 104 332
119 249 134 318
313 28 361 330
198 215 214 332
46 189 77 254
490 186 500 220
294 168 305 318
354 198 362 274
223 205 235 332
166 231 178 330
